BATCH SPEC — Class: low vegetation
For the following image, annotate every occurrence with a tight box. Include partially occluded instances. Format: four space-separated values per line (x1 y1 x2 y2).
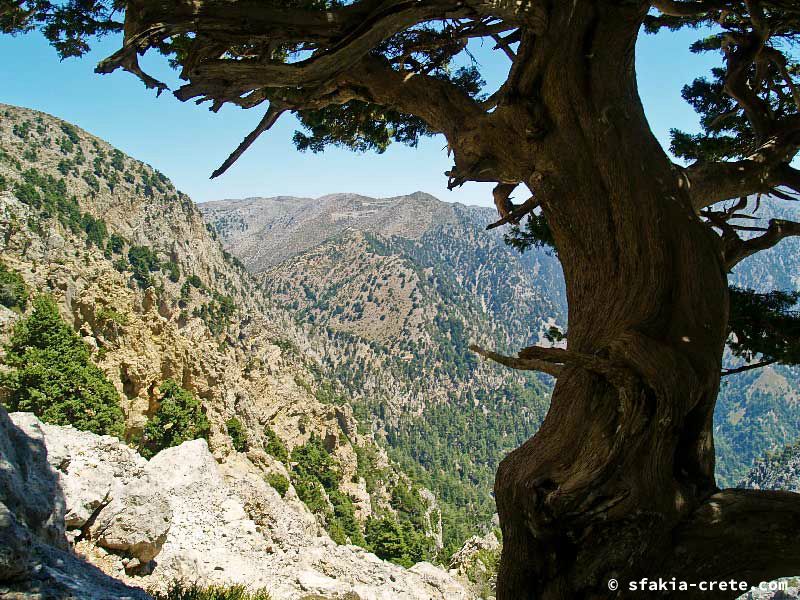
151 581 271 600
140 379 210 459
13 167 110 250
193 292 236 336
0 262 28 312
0 295 125 437
263 427 289 462
226 416 247 452
464 546 501 599
265 473 290 497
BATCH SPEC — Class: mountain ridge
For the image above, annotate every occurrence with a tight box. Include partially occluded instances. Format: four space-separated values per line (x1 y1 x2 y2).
0 102 481 598
203 186 800 497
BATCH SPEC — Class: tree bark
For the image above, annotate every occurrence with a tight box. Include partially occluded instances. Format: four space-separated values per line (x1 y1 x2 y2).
490 2 777 598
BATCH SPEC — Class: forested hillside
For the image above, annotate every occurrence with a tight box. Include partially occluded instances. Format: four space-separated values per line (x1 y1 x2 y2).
204 194 566 551
203 192 800 511
715 201 800 486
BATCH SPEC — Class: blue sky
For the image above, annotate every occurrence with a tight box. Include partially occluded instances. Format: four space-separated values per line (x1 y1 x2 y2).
0 26 718 206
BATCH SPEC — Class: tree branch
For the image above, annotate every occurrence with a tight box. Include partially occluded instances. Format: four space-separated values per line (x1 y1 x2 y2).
683 132 800 210
487 195 540 230
649 0 726 17
669 489 800 589
721 358 776 376
470 344 637 390
210 104 286 179
725 218 800 269
470 344 563 377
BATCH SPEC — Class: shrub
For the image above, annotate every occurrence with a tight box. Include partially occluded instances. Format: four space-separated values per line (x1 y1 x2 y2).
82 172 100 192
263 427 289 462
0 296 125 437
289 435 366 546
96 305 128 326
194 293 236 336
291 475 328 515
226 417 248 452
152 581 271 600
266 473 289 497
105 233 125 256
110 149 125 171
291 435 339 491
140 380 209 459
127 245 160 288
81 213 107 247
465 546 501 593
112 257 128 272
163 260 181 283
364 517 409 565
0 263 28 311
328 489 365 546
60 122 80 145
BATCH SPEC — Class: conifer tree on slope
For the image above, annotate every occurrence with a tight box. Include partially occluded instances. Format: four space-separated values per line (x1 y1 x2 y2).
4 1 800 596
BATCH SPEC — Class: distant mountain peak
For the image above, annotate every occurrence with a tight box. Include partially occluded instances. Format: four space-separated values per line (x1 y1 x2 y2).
200 191 478 270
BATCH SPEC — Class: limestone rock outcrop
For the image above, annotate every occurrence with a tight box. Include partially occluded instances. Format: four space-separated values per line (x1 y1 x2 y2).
0 407 151 599
4 411 472 599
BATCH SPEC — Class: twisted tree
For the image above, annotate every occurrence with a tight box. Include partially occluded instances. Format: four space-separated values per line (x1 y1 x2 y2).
4 0 800 597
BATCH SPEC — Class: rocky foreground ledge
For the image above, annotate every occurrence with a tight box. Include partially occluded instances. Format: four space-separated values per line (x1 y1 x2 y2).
0 407 472 599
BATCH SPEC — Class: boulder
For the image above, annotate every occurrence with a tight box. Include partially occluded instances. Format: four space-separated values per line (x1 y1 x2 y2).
9 411 151 537
90 478 172 564
0 408 65 550
448 530 500 574
0 503 33 580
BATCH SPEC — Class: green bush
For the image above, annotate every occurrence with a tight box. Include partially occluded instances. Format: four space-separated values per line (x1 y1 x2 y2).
0 296 124 437
363 515 433 567
465 546 501 594
289 436 367 547
105 233 125 257
152 581 271 600
80 213 107 247
194 293 236 336
265 473 290 497
0 263 28 311
60 122 80 145
140 380 209 459
328 489 365 546
96 305 128 326
163 260 181 283
263 427 289 462
226 417 248 452
291 435 339 490
127 245 160 288
364 517 409 565
110 149 125 171
291 475 328 515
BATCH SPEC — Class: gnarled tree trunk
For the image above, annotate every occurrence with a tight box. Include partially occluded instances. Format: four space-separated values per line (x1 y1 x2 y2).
493 3 800 598
78 0 800 594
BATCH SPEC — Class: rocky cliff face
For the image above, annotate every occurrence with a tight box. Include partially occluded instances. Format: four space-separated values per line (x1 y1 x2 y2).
0 104 465 598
